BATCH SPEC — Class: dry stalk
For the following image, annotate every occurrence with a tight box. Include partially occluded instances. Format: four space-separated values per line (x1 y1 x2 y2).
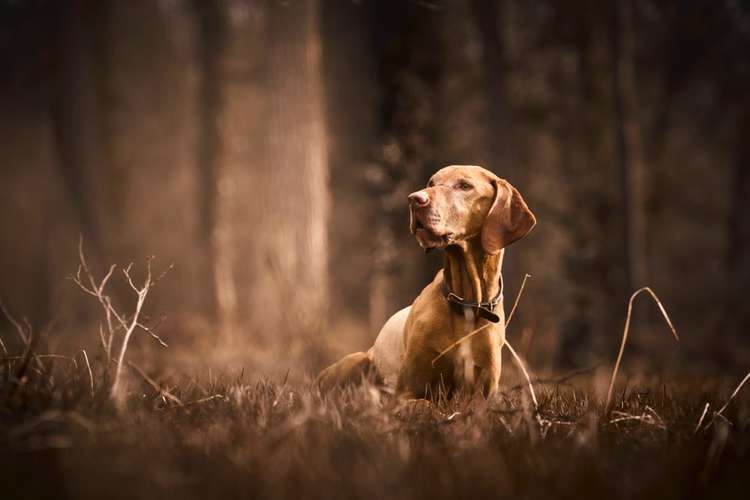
694 402 710 434
608 408 666 430
505 273 531 326
699 371 750 432
505 339 539 409
127 360 183 406
181 394 225 407
714 370 750 418
605 287 679 409
78 349 95 398
431 324 492 367
0 299 30 345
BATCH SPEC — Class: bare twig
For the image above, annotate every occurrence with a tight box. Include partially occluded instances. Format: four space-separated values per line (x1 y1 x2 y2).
71 238 118 366
79 349 95 398
127 360 183 406
0 336 10 381
605 287 679 409
2 353 77 368
71 238 171 404
97 324 108 360
5 327 39 401
135 318 168 348
0 299 30 345
111 262 153 400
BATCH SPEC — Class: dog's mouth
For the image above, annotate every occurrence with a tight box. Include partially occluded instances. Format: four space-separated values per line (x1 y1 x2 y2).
412 211 450 248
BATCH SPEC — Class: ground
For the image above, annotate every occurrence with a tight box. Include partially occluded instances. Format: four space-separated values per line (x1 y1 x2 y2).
1 360 748 500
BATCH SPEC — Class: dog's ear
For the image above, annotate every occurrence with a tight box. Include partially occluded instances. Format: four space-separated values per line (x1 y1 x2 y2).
481 178 536 255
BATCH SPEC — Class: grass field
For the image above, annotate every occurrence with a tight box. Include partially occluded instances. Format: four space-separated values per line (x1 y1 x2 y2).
2 255 748 499
1 349 748 500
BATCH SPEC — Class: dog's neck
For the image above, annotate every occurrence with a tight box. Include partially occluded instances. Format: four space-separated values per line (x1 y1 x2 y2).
443 237 503 305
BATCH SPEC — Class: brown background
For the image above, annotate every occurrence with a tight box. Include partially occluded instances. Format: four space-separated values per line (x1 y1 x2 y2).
1 0 748 377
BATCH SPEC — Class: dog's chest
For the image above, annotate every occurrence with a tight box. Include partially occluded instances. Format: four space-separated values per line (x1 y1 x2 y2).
444 323 503 385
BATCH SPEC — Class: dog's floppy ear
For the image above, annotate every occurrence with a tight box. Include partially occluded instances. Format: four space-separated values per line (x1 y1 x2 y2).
481 178 536 255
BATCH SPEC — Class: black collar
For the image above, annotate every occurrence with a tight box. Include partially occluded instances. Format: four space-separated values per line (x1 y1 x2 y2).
442 275 504 323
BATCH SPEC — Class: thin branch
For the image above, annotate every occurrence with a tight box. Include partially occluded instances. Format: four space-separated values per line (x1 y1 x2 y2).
111 264 151 401
127 360 183 406
0 299 30 345
135 317 168 348
72 239 172 404
0 336 10 382
153 262 175 286
79 349 95 398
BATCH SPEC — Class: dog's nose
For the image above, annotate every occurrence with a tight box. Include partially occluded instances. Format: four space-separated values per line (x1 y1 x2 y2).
408 190 430 207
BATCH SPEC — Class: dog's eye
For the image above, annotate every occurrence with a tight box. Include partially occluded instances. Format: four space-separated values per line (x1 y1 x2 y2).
457 180 473 191
427 180 435 188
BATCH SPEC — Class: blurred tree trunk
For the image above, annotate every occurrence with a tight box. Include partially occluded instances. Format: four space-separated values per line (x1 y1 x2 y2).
471 0 516 180
612 0 648 293
259 0 328 351
434 1 491 168
727 104 750 341
210 1 328 356
371 1 438 314
50 0 109 254
94 0 203 322
193 0 227 327
320 1 381 341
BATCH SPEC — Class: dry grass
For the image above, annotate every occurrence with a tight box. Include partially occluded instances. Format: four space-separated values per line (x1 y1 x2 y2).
1 345 749 500
1 257 748 499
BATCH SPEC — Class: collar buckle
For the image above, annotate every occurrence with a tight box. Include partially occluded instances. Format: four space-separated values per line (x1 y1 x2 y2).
443 277 503 324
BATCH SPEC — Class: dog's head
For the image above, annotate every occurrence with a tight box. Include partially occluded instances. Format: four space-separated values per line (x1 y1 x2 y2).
408 165 536 253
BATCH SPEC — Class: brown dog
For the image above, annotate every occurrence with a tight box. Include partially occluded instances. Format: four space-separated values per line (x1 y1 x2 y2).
317 165 536 398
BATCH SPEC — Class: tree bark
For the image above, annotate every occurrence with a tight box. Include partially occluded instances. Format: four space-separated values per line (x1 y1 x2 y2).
320 1 381 338
471 0 516 180
50 0 109 254
612 0 648 293
727 103 750 340
193 0 228 326
211 1 329 355
257 0 328 347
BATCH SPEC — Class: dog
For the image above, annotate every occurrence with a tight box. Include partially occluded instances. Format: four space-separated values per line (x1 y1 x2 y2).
317 165 536 398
